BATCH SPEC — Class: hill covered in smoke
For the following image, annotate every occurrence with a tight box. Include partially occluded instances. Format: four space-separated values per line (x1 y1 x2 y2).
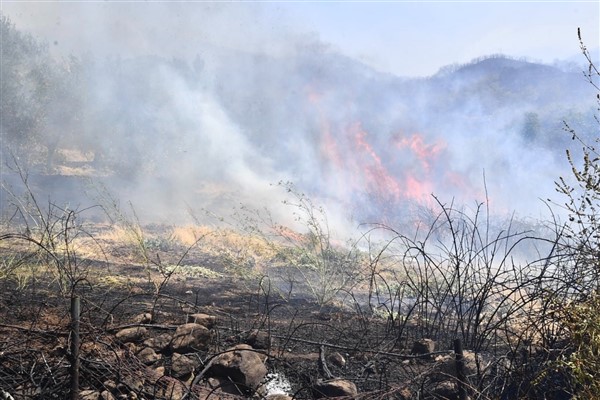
1 13 597 229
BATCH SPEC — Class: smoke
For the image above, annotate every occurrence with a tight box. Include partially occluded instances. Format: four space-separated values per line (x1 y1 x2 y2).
5 3 299 60
1 3 597 238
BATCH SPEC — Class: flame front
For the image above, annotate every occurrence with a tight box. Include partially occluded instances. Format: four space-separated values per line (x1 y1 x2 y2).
308 84 476 222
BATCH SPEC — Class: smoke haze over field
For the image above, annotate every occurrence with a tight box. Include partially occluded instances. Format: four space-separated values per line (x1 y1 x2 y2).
1 2 599 236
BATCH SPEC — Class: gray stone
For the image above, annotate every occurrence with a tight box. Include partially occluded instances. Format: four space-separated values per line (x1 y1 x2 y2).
79 390 100 400
99 390 116 400
115 327 147 343
143 333 172 353
327 352 346 368
157 379 187 399
433 350 481 383
244 329 272 350
313 379 358 398
122 342 138 354
132 313 153 324
187 313 216 329
170 323 212 353
137 347 161 365
208 344 267 394
102 380 117 392
170 353 196 379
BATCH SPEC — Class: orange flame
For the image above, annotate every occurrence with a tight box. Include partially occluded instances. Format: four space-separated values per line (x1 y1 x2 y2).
308 85 479 217
395 134 444 173
351 122 403 201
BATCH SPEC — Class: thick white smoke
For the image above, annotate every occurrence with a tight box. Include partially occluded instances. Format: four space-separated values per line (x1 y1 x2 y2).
1 2 598 238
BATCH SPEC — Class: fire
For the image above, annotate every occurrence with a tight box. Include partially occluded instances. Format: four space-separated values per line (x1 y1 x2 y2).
351 122 402 201
308 88 478 221
395 134 444 173
316 120 451 206
320 121 344 170
404 175 433 200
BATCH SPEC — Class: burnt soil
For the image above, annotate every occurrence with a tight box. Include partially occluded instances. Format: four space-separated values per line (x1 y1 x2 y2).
0 221 565 400
0 222 449 400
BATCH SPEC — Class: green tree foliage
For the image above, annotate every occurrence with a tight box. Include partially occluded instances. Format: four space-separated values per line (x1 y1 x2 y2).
0 14 84 169
0 14 47 161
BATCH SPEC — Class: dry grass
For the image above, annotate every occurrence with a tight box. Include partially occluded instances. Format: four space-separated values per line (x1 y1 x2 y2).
171 225 280 271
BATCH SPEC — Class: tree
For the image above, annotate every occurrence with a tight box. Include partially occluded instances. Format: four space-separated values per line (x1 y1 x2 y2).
521 111 540 142
0 14 48 163
0 14 84 170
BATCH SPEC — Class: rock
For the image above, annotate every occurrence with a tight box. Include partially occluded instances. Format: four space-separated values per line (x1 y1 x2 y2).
266 395 293 400
327 352 346 368
207 377 222 388
121 374 144 393
411 338 435 355
434 350 482 382
170 323 212 353
206 376 249 397
137 347 161 365
122 342 138 354
153 366 166 378
132 313 153 324
79 390 100 400
207 344 267 394
99 390 116 400
157 379 187 399
143 333 172 353
396 387 412 400
312 379 358 398
428 380 457 399
187 313 216 329
102 380 117 392
115 327 147 343
170 353 196 379
244 329 272 350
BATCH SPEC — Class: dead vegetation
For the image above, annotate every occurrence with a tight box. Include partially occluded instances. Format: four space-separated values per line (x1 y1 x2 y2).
0 172 593 400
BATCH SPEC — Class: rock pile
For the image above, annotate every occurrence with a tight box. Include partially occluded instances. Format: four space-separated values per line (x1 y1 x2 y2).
77 313 482 399
79 312 272 399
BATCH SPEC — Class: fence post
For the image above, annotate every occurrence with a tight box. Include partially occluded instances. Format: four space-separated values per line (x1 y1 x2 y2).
70 296 80 400
453 338 468 400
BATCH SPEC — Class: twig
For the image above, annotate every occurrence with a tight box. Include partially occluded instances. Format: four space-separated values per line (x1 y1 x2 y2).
0 323 69 337
269 333 453 359
105 323 178 333
319 345 334 379
41 352 58 386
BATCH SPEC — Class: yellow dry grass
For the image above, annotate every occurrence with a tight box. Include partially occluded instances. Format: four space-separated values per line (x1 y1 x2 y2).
171 225 278 261
94 224 143 245
170 225 214 246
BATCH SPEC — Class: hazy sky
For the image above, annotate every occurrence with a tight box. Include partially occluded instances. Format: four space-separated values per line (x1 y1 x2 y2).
272 1 600 76
2 1 598 77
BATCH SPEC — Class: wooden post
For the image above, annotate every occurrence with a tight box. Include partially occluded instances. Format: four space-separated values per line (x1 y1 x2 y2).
453 338 468 400
70 296 80 400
